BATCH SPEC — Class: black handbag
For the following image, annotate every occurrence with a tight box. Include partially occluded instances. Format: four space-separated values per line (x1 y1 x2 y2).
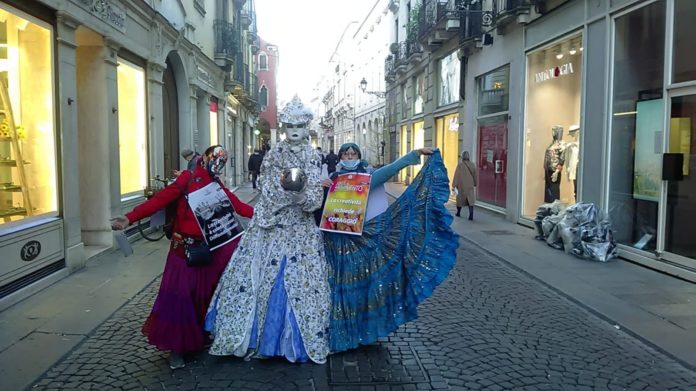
184 240 213 267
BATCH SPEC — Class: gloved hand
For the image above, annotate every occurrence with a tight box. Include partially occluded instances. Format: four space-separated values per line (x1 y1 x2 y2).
111 215 130 230
551 170 559 182
290 191 306 205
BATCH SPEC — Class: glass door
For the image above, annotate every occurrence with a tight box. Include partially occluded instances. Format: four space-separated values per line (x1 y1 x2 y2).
661 92 696 266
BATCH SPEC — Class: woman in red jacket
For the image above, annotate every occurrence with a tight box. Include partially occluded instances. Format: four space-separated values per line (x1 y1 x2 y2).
111 145 253 369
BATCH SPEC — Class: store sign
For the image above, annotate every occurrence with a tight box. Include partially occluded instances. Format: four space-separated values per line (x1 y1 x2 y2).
74 0 127 33
20 240 41 262
535 63 574 83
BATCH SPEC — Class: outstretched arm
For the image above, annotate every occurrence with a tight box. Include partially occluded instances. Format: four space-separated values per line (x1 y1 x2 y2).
371 148 433 188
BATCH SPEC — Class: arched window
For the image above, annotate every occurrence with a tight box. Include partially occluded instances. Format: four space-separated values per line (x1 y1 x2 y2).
259 52 268 70
259 85 268 107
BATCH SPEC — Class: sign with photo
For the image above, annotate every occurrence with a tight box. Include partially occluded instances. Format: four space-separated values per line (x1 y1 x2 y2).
320 173 371 235
187 182 244 250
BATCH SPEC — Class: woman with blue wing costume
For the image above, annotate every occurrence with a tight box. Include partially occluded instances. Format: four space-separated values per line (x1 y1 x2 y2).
206 96 330 363
324 143 459 353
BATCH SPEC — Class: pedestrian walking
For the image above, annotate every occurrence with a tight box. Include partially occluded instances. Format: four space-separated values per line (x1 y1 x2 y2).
324 149 339 174
173 148 201 177
110 145 254 369
452 151 477 220
247 149 263 189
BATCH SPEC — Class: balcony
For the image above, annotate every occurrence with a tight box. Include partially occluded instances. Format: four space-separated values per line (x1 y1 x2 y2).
213 20 239 68
407 36 423 64
230 57 259 111
418 0 461 51
393 41 409 76
459 0 486 51
495 0 534 31
384 55 396 83
240 10 252 28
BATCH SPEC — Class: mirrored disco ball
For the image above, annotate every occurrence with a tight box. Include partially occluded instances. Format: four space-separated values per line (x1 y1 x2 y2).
280 168 307 192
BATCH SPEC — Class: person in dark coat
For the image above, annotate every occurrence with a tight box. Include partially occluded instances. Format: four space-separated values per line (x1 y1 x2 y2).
247 150 263 189
324 149 339 174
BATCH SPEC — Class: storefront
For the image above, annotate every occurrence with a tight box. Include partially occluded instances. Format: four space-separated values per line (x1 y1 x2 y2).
411 120 424 177
607 0 696 272
518 0 696 280
435 113 460 184
0 1 63 300
522 32 583 218
477 66 511 209
399 123 408 182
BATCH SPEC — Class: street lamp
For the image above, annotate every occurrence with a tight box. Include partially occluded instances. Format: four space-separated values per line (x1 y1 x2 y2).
359 77 386 99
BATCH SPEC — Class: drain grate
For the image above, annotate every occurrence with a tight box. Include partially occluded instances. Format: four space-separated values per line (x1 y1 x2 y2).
481 229 515 236
328 344 429 386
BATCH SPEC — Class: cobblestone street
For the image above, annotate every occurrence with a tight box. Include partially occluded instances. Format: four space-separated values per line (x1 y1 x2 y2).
32 238 696 390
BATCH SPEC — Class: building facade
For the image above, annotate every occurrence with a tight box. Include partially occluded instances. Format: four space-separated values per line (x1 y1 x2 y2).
385 0 696 281
256 36 279 147
313 1 391 166
0 0 259 309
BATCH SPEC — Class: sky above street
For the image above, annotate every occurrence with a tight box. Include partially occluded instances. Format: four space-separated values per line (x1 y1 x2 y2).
255 0 379 106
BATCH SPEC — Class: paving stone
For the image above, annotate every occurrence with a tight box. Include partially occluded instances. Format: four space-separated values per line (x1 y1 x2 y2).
30 238 696 390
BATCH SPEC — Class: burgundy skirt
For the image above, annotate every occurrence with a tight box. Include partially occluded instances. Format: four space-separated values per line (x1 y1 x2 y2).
142 238 239 353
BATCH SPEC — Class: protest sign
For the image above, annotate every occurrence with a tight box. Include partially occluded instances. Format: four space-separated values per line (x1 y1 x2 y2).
187 182 244 250
319 173 371 235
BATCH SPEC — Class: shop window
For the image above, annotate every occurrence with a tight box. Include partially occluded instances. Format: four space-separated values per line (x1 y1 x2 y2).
0 6 57 227
414 72 425 115
435 113 460 184
608 1 665 252
412 120 424 177
399 124 408 181
210 99 218 146
672 0 696 83
117 59 147 198
439 51 460 106
477 65 510 208
522 33 583 218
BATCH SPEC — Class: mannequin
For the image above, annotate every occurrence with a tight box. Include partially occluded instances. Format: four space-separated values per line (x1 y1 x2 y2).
564 125 580 201
543 125 565 202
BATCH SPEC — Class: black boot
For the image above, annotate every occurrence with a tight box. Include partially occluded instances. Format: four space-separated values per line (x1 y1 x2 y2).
468 206 474 221
456 207 461 217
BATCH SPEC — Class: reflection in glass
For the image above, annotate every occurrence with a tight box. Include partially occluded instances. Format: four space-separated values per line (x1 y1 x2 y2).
439 51 460 106
414 73 425 115
673 0 696 83
665 96 696 258
608 1 665 252
478 66 509 116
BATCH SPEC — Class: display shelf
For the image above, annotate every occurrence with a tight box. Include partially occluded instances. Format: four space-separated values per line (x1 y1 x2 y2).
0 207 27 217
0 159 29 167
0 183 21 191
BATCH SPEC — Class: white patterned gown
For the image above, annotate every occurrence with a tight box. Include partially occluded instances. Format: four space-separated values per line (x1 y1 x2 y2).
206 140 330 363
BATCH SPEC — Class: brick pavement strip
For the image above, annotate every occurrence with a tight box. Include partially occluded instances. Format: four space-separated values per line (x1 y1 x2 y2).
32 238 696 390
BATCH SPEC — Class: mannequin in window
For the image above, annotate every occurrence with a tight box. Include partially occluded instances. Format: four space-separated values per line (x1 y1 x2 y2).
564 125 580 201
543 125 565 202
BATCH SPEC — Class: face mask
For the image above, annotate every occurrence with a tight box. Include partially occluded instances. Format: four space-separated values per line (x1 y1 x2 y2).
206 146 228 177
341 159 360 170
